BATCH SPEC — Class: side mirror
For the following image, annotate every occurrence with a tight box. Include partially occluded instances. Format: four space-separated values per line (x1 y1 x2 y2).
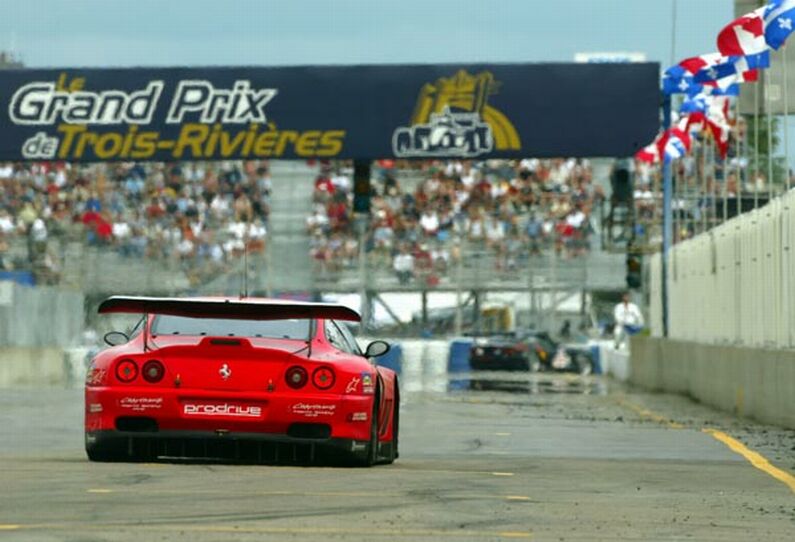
364 340 390 359
104 331 129 347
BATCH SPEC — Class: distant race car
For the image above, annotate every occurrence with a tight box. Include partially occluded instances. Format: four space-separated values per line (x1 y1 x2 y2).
469 330 594 375
85 296 399 466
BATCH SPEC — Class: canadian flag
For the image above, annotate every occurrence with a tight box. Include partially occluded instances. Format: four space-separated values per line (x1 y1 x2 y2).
636 140 661 164
656 127 691 162
717 7 768 56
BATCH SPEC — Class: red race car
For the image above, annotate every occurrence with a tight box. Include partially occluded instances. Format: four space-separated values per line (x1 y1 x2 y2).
85 296 399 466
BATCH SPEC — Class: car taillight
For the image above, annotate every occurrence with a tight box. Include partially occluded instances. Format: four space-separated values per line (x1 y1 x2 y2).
285 366 308 389
142 360 165 383
312 366 335 390
115 359 138 383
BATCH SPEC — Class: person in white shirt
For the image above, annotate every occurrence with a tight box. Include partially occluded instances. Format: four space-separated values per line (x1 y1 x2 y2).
419 211 439 236
393 246 414 284
614 292 645 348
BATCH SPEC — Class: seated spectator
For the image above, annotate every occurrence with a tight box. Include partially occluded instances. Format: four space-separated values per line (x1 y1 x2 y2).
393 245 414 284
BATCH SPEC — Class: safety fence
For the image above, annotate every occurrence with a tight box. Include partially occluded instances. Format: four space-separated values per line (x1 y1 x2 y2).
649 188 795 348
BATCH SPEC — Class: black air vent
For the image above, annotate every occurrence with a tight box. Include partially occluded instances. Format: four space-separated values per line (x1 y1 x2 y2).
210 338 242 346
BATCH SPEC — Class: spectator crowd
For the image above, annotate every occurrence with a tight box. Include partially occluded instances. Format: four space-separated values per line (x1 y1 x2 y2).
307 159 602 286
0 160 271 285
0 156 604 289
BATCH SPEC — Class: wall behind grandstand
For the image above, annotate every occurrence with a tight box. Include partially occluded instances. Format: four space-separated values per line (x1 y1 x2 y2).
649 189 795 348
0 282 83 347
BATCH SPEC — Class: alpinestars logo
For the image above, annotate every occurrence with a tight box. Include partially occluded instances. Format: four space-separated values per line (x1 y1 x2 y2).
391 70 521 158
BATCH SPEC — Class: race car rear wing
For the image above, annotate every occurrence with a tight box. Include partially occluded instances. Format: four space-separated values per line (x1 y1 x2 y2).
97 296 361 322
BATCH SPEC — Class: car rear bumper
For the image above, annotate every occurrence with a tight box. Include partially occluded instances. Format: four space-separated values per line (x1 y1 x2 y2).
85 428 370 463
85 386 374 441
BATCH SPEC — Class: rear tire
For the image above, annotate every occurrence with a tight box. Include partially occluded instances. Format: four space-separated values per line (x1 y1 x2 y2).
365 407 379 466
383 386 399 464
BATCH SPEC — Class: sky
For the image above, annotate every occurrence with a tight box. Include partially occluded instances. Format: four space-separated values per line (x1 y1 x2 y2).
1 0 733 68
10 0 795 166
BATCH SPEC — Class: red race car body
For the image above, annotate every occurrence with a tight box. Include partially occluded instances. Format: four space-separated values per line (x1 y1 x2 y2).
85 296 399 466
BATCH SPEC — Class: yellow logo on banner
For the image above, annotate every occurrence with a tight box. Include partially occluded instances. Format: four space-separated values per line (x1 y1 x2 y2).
393 70 521 157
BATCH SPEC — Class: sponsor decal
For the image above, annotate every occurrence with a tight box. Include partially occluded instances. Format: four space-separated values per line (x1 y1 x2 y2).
219 363 232 380
349 412 368 422
290 403 336 418
392 70 520 158
88 403 103 413
118 397 163 412
182 403 262 418
361 373 375 395
85 367 107 386
345 377 360 394
11 73 346 161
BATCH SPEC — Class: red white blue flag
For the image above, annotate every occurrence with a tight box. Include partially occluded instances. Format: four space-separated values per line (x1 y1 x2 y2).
717 7 767 56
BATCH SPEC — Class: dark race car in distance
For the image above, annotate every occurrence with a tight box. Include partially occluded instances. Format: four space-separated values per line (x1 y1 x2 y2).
85 296 399 466
469 330 593 374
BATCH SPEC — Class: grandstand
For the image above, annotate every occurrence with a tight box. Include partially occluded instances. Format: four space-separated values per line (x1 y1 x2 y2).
0 156 625 332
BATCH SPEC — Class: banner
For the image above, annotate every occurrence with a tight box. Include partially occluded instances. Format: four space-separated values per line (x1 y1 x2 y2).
0 63 660 161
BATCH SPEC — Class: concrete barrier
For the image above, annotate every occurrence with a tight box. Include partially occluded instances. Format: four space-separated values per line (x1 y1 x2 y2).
629 336 795 429
0 347 69 387
599 342 630 382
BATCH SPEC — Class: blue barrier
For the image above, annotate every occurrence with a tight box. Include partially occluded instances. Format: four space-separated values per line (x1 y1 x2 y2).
0 272 35 287
448 338 473 373
376 343 402 375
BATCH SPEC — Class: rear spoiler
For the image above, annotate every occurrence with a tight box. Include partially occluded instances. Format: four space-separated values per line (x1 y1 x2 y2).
97 296 361 322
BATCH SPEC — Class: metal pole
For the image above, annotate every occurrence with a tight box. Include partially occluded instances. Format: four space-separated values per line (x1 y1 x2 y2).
784 44 791 191
766 69 774 201
722 132 729 223
357 217 368 330
701 136 708 232
669 0 677 67
754 76 760 209
736 98 742 218
672 158 678 243
662 94 672 338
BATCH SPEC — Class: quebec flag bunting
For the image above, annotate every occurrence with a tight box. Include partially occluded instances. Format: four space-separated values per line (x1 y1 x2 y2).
764 0 795 50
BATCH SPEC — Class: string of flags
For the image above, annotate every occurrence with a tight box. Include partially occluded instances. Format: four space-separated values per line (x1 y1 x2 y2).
637 0 795 164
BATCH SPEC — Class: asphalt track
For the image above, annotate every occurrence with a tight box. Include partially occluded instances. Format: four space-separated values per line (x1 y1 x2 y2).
1 373 794 541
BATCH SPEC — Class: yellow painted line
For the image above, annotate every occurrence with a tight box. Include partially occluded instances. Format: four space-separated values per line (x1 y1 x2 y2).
703 429 795 495
495 432 512 436
615 397 684 429
505 495 531 501
86 489 112 494
492 472 515 477
0 525 20 530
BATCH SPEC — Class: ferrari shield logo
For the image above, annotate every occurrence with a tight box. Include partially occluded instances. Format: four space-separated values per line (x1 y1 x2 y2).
219 363 232 380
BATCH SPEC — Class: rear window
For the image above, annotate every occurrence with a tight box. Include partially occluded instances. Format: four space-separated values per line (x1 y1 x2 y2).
151 315 310 340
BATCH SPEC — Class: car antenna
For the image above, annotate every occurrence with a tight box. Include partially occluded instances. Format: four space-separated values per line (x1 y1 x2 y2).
143 311 150 352
306 319 314 358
